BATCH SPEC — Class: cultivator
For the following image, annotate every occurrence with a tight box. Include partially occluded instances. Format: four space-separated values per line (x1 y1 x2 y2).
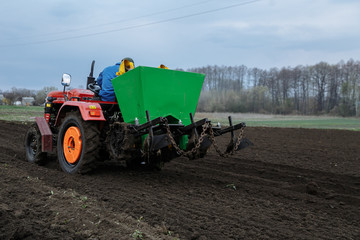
24 60 252 174
109 110 250 163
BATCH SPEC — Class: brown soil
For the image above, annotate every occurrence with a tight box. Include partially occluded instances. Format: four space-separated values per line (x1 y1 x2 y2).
0 120 359 239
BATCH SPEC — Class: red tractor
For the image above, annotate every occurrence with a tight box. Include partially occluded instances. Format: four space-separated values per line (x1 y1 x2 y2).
24 61 252 174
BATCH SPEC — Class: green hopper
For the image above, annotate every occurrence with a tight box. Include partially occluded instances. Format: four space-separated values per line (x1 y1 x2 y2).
112 66 205 126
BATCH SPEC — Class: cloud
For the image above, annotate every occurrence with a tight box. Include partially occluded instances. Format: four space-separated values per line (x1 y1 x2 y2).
210 0 360 41
212 21 250 30
0 0 359 90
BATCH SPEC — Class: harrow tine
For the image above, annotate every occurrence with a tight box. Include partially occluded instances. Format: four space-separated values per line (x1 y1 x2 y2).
189 112 199 141
228 116 235 140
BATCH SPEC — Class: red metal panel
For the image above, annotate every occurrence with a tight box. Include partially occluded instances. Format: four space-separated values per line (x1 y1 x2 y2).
77 102 105 121
35 117 53 152
55 102 106 126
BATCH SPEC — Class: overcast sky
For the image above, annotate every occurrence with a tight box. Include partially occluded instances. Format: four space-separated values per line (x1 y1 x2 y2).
0 0 359 91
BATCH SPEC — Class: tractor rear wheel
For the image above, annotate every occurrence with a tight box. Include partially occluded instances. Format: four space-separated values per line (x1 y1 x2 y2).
57 112 100 174
24 123 47 164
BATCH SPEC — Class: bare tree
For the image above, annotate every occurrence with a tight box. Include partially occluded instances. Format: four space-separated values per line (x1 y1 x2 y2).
189 59 360 116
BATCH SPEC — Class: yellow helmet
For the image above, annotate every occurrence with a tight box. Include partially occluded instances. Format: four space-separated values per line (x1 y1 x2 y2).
158 64 169 69
116 58 135 76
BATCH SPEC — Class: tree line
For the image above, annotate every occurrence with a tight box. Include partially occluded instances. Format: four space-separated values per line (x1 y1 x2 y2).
0 87 58 106
1 59 359 116
189 59 360 116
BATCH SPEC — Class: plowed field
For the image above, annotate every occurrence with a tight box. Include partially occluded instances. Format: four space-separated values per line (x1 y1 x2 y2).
0 120 359 239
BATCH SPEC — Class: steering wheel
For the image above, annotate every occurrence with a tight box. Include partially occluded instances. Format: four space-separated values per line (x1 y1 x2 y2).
88 83 101 95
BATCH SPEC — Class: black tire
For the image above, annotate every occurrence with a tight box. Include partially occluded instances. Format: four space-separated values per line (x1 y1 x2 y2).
57 112 100 174
24 123 47 164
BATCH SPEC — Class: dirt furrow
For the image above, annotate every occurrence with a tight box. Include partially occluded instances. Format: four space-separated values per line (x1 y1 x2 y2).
1 120 359 239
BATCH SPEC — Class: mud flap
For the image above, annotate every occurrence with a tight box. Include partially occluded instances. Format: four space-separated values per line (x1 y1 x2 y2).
226 138 254 153
35 117 53 152
186 135 212 159
150 134 171 152
199 136 212 156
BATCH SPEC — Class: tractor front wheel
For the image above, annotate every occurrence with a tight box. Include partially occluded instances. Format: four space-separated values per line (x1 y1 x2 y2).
57 112 100 174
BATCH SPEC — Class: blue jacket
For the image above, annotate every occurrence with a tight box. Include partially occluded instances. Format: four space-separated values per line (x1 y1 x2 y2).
96 62 121 102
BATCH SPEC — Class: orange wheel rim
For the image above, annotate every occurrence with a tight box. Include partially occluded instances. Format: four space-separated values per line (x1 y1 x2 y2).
63 126 82 164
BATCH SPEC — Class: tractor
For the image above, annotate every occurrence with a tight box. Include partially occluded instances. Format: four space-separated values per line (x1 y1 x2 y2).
24 60 252 174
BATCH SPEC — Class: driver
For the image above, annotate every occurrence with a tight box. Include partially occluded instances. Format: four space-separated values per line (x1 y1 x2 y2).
96 58 135 102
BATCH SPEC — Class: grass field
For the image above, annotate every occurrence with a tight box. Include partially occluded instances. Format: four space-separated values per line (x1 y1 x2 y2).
0 105 43 122
195 112 360 131
1 106 359 131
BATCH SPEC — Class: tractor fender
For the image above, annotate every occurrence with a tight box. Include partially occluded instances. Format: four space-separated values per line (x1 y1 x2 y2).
55 101 106 127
